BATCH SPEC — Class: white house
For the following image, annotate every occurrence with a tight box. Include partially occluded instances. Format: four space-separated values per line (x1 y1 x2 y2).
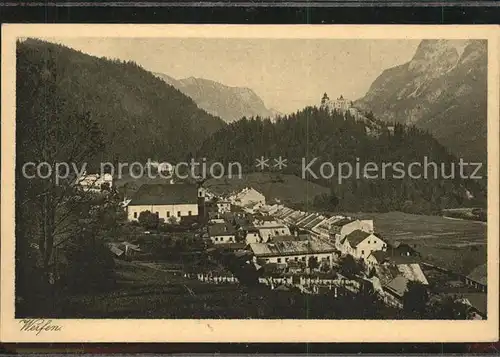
216 200 231 214
230 187 266 207
338 230 387 259
244 228 261 244
253 220 291 242
331 218 374 241
127 184 199 222
208 223 236 244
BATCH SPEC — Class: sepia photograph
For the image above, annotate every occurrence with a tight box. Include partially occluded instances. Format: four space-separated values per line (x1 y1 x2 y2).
1 24 498 343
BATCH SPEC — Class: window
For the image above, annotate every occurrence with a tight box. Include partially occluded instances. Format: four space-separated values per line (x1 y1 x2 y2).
229 237 233 242
167 211 170 217
155 211 159 216
285 258 289 262
294 257 298 261
361 250 365 255
301 257 306 261
220 237 224 242
277 258 282 263
215 237 218 241
133 212 137 218
282 230 285 234
188 211 192 216
177 211 181 217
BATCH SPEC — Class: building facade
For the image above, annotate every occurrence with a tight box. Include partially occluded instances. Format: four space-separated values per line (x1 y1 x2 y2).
339 230 387 260
127 184 199 222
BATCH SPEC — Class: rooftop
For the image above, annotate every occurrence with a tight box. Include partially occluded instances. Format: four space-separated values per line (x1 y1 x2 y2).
459 292 487 316
384 275 409 298
129 184 198 206
208 223 236 236
397 263 428 285
269 235 308 243
369 250 389 263
249 240 337 257
341 229 372 247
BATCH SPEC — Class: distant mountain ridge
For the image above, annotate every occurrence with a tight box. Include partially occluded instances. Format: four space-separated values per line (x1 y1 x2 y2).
16 39 226 164
355 39 487 163
154 73 278 123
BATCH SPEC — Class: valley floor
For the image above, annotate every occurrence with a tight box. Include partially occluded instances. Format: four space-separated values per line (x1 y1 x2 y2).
345 211 487 275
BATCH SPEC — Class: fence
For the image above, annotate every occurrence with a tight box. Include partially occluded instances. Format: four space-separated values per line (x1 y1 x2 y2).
195 273 239 284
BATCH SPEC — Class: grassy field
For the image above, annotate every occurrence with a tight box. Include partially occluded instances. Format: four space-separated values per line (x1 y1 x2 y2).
204 172 330 205
56 259 254 318
347 211 487 275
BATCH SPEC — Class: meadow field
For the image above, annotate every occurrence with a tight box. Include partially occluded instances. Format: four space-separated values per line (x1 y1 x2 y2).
349 211 487 275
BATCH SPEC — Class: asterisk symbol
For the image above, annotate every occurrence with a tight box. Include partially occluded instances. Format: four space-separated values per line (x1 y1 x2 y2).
273 156 287 170
255 156 269 170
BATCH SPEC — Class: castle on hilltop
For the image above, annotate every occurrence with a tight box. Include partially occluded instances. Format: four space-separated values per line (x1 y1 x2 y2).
321 93 360 119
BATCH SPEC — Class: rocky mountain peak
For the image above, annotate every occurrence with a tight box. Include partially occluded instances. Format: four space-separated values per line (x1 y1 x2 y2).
355 39 487 163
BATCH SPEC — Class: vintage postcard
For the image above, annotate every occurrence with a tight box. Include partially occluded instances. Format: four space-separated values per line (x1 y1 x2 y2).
1 24 499 343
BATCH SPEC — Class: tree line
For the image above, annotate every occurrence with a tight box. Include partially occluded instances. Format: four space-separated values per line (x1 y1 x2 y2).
198 106 486 214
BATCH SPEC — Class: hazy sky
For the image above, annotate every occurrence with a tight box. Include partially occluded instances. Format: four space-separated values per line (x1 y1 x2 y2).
47 37 420 114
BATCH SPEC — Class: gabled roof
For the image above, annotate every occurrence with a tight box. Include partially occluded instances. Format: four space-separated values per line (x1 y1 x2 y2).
109 245 124 256
129 184 198 206
397 263 428 285
369 250 388 263
467 264 487 286
385 275 409 298
331 218 355 227
342 230 372 247
303 215 326 229
375 265 400 286
208 223 236 236
459 292 487 316
330 218 355 234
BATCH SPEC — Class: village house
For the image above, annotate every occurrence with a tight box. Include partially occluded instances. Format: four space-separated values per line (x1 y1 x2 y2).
331 218 374 243
229 187 266 208
310 215 345 239
126 184 199 222
382 275 408 308
465 263 487 292
208 223 237 244
248 240 339 268
216 200 231 214
76 172 113 192
253 220 292 242
208 212 225 224
387 241 421 258
244 228 261 244
338 229 387 259
366 250 390 266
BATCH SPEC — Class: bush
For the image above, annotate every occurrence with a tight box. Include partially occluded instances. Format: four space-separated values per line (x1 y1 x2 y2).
138 210 159 230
